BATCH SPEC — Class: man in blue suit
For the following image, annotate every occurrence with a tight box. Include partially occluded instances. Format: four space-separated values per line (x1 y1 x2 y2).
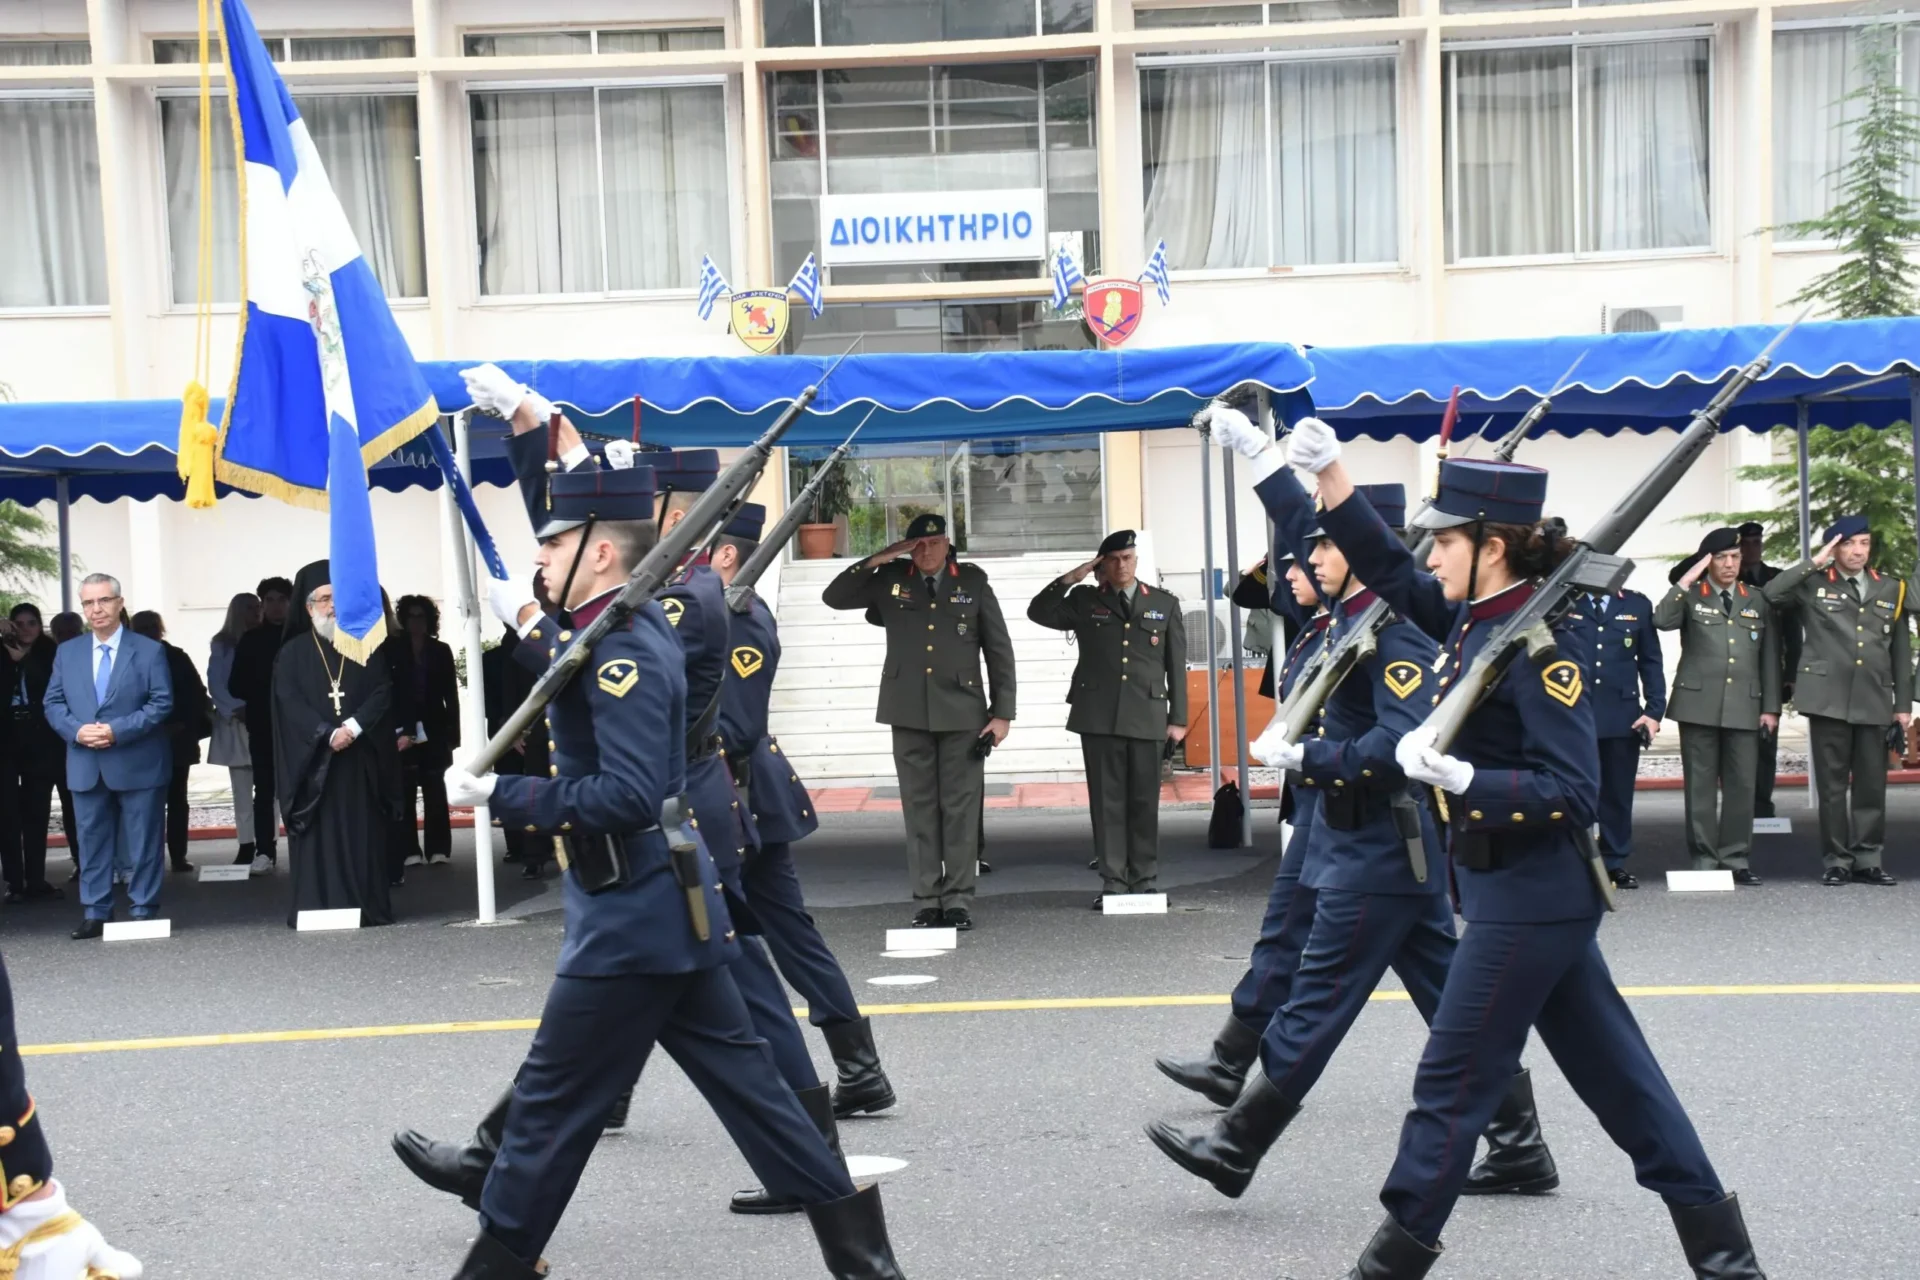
1588 586 1666 888
44 573 172 939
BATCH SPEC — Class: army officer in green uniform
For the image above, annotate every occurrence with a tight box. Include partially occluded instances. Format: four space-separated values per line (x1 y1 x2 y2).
1655 527 1779 884
1029 530 1188 905
1764 515 1912 886
823 514 1016 931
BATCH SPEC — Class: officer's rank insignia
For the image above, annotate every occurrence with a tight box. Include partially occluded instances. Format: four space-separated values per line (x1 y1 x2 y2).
956 622 968 635
1149 633 1161 646
1383 660 1423 700
731 646 765 679
661 598 685 628
1542 660 1583 707
1145 609 1166 621
597 659 639 698
952 593 973 605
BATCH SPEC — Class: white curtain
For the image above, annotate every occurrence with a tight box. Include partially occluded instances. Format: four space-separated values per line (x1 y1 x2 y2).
0 41 90 65
1581 40 1710 252
1272 57 1397 265
1772 29 1874 231
298 95 427 296
471 90 602 295
0 99 107 306
600 85 731 291
161 97 241 304
1449 48 1572 259
1141 65 1265 269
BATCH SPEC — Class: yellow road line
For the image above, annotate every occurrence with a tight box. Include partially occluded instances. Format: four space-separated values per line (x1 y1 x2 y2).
20 983 1920 1058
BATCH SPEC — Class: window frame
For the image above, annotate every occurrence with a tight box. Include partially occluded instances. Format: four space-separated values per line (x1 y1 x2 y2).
769 0 1071 48
1442 28 1718 268
459 25 730 56
149 33 419 63
1136 44 1407 278
462 73 743 304
0 86 109 316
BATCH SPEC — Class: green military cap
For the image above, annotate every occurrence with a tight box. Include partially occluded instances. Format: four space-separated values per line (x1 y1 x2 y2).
905 513 947 540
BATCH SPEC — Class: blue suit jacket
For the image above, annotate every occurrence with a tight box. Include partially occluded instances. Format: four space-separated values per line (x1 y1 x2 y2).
1587 590 1666 739
44 630 173 792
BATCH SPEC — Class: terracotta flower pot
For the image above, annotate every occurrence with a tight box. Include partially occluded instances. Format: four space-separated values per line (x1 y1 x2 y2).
797 523 838 559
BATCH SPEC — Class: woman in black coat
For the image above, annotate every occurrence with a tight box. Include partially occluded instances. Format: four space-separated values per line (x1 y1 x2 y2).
386 595 460 868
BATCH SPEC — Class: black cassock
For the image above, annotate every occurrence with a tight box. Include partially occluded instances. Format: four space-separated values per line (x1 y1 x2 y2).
271 631 401 928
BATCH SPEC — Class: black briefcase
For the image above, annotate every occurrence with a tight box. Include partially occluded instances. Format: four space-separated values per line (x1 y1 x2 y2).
1208 780 1245 849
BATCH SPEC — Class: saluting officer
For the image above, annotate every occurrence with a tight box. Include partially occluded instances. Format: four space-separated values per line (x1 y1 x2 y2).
823 514 1015 931
1737 521 1799 819
1586 582 1664 888
1656 527 1778 886
1765 516 1912 886
1028 530 1187 904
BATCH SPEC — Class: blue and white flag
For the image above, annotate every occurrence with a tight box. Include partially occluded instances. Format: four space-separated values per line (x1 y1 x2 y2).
212 0 436 663
787 252 824 318
1139 238 1172 306
696 253 732 320
1050 244 1085 311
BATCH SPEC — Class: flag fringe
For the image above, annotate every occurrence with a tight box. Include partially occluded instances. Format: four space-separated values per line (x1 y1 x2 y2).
331 615 387 667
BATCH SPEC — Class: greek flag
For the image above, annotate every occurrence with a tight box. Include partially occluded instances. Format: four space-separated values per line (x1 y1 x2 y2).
696 254 731 320
212 0 434 663
787 252 824 318
1140 239 1172 306
1050 244 1085 311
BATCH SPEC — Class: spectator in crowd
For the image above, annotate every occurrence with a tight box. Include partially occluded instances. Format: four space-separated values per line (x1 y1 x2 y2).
481 584 545 880
1 604 64 904
386 595 459 869
46 612 82 876
227 576 292 875
207 594 260 863
130 612 212 874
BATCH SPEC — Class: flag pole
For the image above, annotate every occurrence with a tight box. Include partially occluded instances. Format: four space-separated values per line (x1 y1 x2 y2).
447 411 498 924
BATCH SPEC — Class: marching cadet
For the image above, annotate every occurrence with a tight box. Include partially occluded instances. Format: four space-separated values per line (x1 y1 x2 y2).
823 515 1016 931
1656 528 1778 886
1765 516 1911 886
1737 521 1799 820
1587 580 1665 888
1294 417 1763 1280
1027 530 1187 904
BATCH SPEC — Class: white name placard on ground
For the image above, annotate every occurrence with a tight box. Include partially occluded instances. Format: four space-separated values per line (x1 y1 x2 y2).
198 865 251 883
296 908 362 932
867 974 938 986
1103 893 1169 915
1751 818 1793 834
885 927 957 952
103 919 170 942
844 1155 910 1179
1666 870 1735 893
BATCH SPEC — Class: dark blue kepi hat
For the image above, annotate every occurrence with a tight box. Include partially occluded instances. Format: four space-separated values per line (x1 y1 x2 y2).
654 449 721 495
537 464 657 539
1411 459 1548 530
725 502 766 542
1824 513 1870 542
1308 484 1405 538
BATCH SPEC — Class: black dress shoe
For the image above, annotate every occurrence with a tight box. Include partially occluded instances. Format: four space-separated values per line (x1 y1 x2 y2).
1608 867 1639 889
390 1087 511 1210
2 890 24 906
1091 894 1108 910
1852 866 1898 886
1731 868 1762 887
977 858 993 874
910 906 943 928
24 883 61 903
70 919 104 940
520 860 544 880
1821 866 1849 887
170 860 192 874
944 906 973 931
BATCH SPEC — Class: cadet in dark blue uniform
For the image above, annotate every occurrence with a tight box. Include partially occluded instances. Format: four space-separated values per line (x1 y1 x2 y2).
1589 587 1665 888
1292 415 1762 1280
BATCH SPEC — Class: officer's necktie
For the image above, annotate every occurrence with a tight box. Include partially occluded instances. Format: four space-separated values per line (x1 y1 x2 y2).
1720 589 1733 617
94 643 112 704
924 574 937 601
1850 576 1864 603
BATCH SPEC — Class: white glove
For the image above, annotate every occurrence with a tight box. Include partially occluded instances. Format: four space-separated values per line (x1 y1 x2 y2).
1287 416 1342 474
486 575 537 631
1395 724 1475 794
1198 403 1272 461
1250 720 1305 770
0 1181 143 1279
445 764 497 808
604 439 636 470
460 363 554 423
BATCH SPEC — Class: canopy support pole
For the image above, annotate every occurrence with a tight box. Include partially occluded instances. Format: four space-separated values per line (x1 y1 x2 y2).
447 412 497 925
1221 444 1253 849
1796 400 1811 561
1200 441 1220 796
55 476 71 613
1910 377 1920 545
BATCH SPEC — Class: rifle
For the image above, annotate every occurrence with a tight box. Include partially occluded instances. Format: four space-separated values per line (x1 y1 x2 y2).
725 412 869 612
1421 312 1807 906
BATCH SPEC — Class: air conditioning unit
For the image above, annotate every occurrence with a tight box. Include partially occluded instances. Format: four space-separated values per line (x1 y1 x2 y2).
1182 598 1269 669
1601 304 1684 334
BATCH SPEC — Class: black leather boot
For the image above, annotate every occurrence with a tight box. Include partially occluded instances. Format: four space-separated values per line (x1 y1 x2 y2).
823 1017 896 1118
1154 1015 1262 1108
1143 1070 1298 1198
731 1084 843 1215
392 1086 512 1210
1670 1193 1767 1279
450 1228 546 1279
1461 1069 1560 1195
804 1184 907 1279
1346 1215 1441 1280
603 1084 633 1131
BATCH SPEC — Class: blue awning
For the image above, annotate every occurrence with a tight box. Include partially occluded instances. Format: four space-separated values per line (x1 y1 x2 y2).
1310 317 1920 442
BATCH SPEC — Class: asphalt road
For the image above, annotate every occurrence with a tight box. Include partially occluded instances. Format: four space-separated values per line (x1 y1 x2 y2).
5 787 1918 1278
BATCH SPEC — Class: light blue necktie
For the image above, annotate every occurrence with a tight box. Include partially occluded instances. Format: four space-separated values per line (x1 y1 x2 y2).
94 643 112 705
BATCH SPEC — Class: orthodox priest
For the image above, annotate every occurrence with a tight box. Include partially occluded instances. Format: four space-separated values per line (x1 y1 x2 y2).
272 560 401 928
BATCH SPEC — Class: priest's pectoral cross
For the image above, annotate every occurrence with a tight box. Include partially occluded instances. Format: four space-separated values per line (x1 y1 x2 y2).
327 683 346 716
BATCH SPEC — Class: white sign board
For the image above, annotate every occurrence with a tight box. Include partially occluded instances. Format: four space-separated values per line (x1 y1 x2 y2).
1751 817 1792 834
296 907 362 932
821 189 1048 266
104 919 170 942
1102 893 1169 915
1666 869 1735 893
198 865 251 882
885 927 957 952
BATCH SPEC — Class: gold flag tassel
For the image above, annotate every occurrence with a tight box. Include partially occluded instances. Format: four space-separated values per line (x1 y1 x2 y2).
176 0 219 510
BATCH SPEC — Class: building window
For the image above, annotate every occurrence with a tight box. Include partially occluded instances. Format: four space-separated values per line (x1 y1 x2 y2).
0 97 107 307
1445 38 1710 261
764 0 1091 48
1134 1 1394 26
770 61 1099 286
470 84 730 297
463 28 725 56
1774 26 1920 235
0 40 91 65
1141 55 1398 271
153 35 415 62
160 93 427 303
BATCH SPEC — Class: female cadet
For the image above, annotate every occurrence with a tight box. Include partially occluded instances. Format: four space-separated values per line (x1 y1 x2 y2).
1289 415 1764 1280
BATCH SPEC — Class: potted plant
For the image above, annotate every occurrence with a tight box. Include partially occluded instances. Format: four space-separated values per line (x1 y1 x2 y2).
796 454 854 559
